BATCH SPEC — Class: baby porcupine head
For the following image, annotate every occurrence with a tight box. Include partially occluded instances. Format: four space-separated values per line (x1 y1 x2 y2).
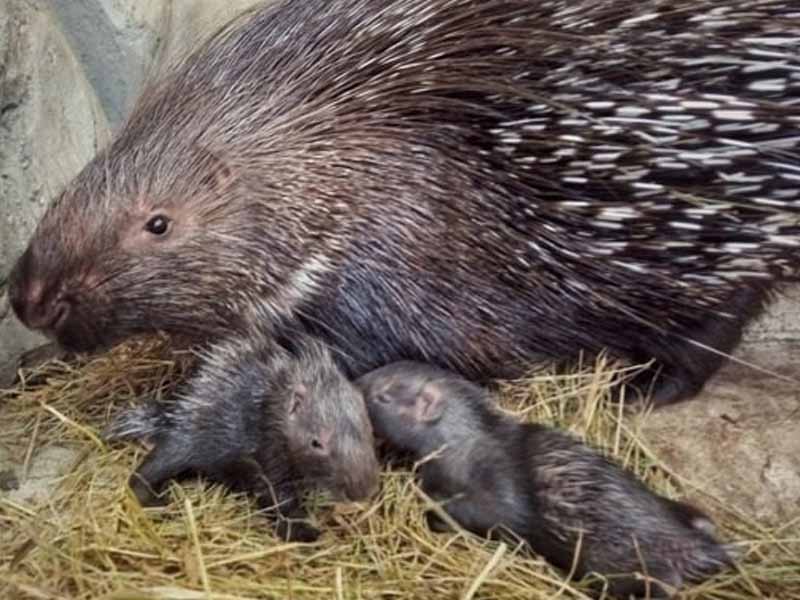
284 335 380 502
103 327 380 504
358 361 490 455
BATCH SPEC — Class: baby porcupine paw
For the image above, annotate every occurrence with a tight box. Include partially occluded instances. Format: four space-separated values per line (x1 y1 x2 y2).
128 472 172 507
273 517 321 543
424 509 455 533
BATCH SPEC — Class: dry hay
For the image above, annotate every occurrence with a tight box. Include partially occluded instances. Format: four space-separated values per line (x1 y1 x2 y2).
1 336 798 600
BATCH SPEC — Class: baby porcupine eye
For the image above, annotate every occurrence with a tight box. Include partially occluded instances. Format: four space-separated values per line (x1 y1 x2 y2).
309 434 332 458
145 215 170 236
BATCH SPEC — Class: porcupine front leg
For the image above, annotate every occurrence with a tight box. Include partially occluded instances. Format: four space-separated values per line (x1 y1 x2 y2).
422 493 500 540
127 437 194 507
621 285 771 406
271 498 321 543
240 459 320 543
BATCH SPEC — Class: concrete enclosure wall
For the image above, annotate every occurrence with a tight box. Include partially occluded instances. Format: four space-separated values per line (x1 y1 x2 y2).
1 0 798 366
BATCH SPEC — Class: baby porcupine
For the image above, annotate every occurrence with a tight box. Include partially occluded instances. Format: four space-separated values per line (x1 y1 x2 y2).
8 0 800 407
358 362 737 598
105 330 380 542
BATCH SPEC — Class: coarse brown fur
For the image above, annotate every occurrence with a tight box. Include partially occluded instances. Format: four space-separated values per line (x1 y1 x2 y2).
104 327 380 542
8 0 800 406
357 361 737 598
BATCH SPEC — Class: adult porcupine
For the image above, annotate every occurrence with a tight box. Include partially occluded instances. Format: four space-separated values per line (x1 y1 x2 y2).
7 0 800 405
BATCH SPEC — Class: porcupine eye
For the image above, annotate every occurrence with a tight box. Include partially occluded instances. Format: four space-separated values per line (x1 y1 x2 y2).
145 215 170 236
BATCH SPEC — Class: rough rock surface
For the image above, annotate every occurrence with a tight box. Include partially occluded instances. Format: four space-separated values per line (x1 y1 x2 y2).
642 341 800 527
1 0 111 366
0 444 83 506
46 0 266 130
47 0 162 131
745 287 800 342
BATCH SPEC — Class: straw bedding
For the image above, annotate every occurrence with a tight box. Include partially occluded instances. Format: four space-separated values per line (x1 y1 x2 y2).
1 336 798 599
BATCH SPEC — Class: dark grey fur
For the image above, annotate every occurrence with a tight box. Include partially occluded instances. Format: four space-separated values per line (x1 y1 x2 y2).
8 0 800 407
105 329 380 542
357 361 736 598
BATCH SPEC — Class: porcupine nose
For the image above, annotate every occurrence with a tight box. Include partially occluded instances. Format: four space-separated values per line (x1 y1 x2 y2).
345 453 381 501
8 247 71 333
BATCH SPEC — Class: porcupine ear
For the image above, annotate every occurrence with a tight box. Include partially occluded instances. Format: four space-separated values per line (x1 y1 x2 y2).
193 144 236 191
415 382 446 423
288 383 308 416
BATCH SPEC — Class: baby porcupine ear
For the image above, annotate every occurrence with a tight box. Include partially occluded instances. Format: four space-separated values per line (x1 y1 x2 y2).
415 382 446 423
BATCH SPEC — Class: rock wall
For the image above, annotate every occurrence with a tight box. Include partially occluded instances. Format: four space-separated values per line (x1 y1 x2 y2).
1 1 111 364
1 0 799 367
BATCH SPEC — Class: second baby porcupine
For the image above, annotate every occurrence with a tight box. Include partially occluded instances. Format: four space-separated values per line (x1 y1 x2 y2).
8 0 800 406
358 361 737 598
104 328 380 542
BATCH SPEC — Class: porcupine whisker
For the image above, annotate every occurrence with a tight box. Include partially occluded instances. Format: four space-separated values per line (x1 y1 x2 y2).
85 269 133 293
680 336 800 386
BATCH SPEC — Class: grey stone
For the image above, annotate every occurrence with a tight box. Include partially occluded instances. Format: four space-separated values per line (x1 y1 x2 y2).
0 0 111 366
744 286 800 343
0 341 69 390
0 444 83 506
47 0 164 131
642 340 800 527
155 0 266 69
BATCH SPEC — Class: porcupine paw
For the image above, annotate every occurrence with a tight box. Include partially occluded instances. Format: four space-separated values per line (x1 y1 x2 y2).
128 471 172 507
615 367 704 408
273 516 321 542
424 509 455 533
610 568 683 600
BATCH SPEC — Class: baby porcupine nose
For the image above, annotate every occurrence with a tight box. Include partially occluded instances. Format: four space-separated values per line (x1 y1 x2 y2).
343 452 381 502
8 248 71 333
344 470 379 502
